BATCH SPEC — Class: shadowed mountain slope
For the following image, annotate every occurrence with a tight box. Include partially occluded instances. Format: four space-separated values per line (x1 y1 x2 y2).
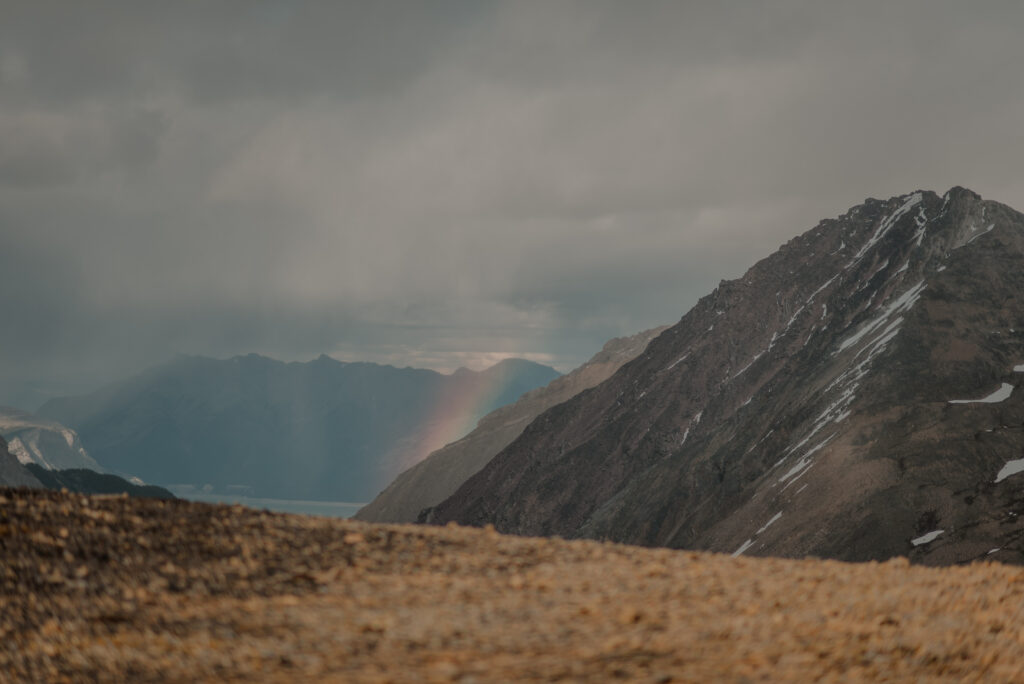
428 187 1024 565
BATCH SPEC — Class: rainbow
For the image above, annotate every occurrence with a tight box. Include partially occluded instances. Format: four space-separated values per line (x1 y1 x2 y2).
396 363 536 472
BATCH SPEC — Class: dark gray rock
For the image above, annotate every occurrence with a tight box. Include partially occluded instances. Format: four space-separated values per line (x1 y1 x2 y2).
427 187 1024 566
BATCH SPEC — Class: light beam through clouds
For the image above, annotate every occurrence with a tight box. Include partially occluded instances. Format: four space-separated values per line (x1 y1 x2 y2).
2 1 1024 408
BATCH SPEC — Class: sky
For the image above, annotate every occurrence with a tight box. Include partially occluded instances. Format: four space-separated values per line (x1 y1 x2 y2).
2 1 1024 408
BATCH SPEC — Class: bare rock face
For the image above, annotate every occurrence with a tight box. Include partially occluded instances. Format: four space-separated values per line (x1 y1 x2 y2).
427 187 1024 565
0 436 42 488
356 326 667 523
0 407 103 472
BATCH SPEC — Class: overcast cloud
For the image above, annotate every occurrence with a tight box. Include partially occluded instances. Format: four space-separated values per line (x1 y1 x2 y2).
2 1 1024 407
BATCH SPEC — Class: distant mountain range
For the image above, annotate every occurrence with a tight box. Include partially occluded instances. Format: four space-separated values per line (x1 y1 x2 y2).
39 354 559 502
426 187 1024 565
356 326 667 523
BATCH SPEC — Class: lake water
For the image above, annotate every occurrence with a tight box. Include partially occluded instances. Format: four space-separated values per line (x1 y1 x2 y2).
173 492 365 518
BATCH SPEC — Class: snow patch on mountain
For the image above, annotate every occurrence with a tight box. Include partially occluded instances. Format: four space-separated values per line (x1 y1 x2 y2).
837 280 926 354
756 512 782 535
961 223 995 248
995 459 1024 484
948 383 1014 404
849 193 923 266
731 538 755 557
911 530 943 546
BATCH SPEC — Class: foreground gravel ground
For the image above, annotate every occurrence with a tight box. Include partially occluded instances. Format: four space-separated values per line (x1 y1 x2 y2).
2 488 1023 682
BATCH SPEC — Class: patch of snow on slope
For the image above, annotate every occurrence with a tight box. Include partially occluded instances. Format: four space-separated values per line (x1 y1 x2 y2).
747 429 774 456
664 353 690 372
731 539 755 557
679 411 703 447
913 207 928 246
777 282 924 481
856 260 890 291
962 223 995 247
837 280 926 354
779 433 835 484
808 275 838 303
733 351 764 379
995 458 1024 483
756 512 782 535
784 305 806 331
849 193 923 265
1013 364 1024 372
948 383 1014 404
911 530 943 546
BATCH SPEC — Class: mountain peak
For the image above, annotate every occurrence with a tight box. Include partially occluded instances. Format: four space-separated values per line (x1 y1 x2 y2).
426 188 1024 566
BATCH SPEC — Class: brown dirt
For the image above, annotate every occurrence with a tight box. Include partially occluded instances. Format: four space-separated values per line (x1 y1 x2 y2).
2 488 1023 682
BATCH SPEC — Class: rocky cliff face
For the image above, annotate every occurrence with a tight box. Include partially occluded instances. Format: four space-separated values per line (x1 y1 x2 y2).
0 436 42 488
356 326 666 523
0 407 103 472
427 187 1024 565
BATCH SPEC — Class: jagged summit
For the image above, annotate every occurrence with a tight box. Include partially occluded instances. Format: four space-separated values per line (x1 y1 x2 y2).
426 188 1024 565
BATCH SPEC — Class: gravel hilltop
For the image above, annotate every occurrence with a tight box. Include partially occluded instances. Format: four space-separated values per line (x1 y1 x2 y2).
2 489 1023 682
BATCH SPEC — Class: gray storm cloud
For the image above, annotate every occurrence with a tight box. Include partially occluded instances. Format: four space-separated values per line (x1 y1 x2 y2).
2 1 1023 408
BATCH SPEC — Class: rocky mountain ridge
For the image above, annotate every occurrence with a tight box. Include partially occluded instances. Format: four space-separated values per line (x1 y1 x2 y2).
427 187 1024 565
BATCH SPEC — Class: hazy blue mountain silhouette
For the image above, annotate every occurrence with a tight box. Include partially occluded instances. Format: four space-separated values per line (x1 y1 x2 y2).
40 354 558 501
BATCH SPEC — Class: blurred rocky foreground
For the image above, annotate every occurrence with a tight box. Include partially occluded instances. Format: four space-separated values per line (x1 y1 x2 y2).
2 489 1022 683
